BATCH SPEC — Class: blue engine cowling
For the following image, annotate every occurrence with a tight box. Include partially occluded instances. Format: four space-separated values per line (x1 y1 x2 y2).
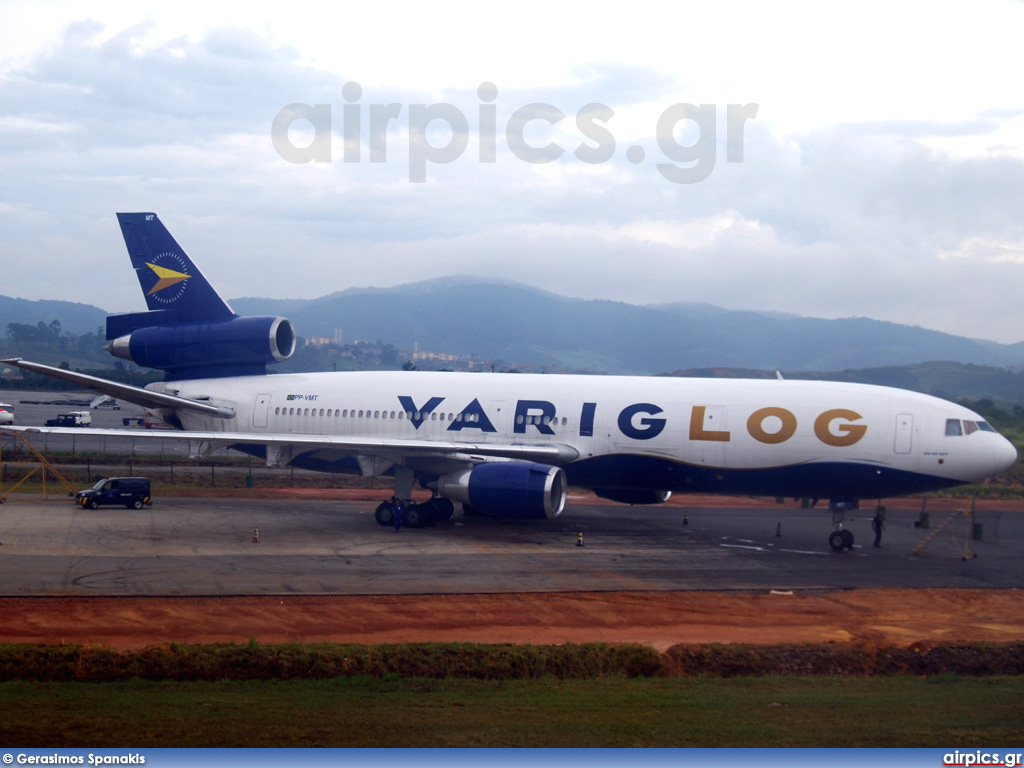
107 315 296 379
593 488 672 505
436 462 566 519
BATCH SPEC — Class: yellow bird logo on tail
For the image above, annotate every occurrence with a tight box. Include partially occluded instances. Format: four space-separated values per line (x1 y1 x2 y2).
146 261 191 296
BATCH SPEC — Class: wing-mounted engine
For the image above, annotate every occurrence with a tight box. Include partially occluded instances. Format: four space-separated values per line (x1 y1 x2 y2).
436 462 566 519
106 315 296 380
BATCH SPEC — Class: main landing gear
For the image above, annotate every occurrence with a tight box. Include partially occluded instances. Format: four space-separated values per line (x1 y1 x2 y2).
374 496 455 528
373 463 456 529
828 499 856 551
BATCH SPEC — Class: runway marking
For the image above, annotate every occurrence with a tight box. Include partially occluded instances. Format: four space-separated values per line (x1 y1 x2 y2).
720 543 769 552
778 549 829 556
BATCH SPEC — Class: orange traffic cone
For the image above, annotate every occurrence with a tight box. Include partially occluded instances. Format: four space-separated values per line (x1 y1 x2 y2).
252 527 260 543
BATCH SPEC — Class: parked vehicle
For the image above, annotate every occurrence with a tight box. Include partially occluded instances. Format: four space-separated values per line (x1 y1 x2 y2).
0 403 12 425
76 477 152 509
45 410 91 427
122 413 174 429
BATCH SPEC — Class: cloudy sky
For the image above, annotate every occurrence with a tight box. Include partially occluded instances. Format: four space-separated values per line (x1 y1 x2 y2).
2 1 1024 343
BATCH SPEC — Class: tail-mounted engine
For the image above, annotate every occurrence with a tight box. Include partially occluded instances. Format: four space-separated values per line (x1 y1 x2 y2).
436 462 566 519
106 315 296 379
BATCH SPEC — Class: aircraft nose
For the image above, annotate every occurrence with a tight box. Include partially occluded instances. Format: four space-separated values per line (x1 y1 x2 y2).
996 436 1019 473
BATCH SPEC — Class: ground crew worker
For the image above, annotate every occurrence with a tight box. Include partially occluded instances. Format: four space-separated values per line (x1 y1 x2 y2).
872 511 885 547
394 500 403 533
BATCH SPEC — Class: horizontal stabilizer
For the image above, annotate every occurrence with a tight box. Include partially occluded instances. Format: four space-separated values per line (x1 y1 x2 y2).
106 310 178 341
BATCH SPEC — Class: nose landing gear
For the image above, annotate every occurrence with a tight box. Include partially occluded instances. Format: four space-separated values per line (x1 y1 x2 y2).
828 528 855 551
829 500 856 551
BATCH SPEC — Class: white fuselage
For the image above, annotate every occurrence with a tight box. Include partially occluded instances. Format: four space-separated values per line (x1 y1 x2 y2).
149 370 1018 500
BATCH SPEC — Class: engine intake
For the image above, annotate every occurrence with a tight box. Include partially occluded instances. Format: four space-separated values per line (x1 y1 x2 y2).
107 315 296 379
436 462 566 519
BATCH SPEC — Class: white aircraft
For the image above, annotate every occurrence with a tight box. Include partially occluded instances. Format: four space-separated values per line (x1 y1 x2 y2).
3 213 1017 550
0 403 13 425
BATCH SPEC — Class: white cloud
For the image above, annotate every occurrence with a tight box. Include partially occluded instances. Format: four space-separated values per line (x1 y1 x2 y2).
518 212 777 250
1 2 1024 351
940 237 1024 264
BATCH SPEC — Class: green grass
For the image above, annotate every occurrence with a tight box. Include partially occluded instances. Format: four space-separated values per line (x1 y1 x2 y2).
4 642 1023 746
2 675 1023 747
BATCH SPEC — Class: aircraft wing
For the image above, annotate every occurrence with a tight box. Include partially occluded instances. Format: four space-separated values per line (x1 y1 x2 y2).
1 424 580 466
1 359 235 419
0 357 577 472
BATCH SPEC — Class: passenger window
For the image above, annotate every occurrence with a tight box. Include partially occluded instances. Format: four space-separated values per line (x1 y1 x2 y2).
945 419 962 436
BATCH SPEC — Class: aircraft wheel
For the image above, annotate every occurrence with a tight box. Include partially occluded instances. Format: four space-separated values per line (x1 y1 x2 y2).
404 504 424 528
841 529 855 550
828 530 847 552
418 499 439 527
374 503 395 527
435 498 455 520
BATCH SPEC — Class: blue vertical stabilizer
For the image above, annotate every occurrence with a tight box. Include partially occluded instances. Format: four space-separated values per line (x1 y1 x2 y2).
116 212 235 322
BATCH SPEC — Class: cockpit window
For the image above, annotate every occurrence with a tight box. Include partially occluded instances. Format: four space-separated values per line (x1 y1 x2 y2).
948 419 997 435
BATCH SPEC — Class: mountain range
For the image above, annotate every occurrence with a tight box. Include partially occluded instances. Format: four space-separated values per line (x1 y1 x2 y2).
231 277 1024 374
4 278 1024 375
